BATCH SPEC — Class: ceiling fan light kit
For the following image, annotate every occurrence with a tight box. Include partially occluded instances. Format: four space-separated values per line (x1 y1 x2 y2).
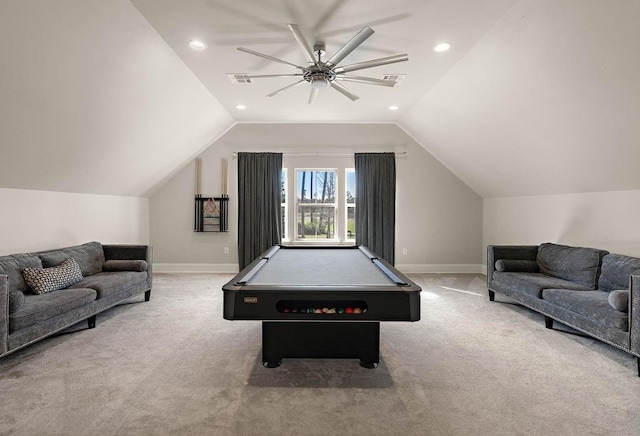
237 24 408 103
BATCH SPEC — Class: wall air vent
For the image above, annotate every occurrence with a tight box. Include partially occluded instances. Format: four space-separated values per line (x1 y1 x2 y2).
382 74 406 84
227 74 252 84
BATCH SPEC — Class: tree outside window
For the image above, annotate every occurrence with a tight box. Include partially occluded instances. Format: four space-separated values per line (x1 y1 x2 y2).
296 170 337 239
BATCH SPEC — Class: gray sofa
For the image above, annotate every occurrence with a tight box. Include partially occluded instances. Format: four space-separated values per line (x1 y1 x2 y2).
487 243 640 376
1 241 152 358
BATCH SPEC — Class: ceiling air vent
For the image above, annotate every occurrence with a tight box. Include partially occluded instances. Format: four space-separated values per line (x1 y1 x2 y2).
227 74 252 84
382 74 406 84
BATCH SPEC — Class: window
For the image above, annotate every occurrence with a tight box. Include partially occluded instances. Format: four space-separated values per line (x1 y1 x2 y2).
295 170 337 240
346 169 355 240
281 169 287 240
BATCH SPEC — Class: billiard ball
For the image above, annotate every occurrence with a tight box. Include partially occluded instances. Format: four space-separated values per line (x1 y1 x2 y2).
345 307 354 314
353 307 362 314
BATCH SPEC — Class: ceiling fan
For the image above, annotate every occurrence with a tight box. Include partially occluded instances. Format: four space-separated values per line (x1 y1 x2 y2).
237 24 408 104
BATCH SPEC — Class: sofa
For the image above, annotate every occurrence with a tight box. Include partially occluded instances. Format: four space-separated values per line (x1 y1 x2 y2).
1 241 152 358
487 242 640 376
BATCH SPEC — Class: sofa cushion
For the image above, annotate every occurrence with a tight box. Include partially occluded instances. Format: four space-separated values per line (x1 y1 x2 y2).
9 291 25 313
542 289 628 331
607 290 629 313
0 254 44 294
495 259 539 273
22 258 84 295
9 287 97 333
536 243 607 289
38 242 105 276
492 272 592 299
598 253 640 292
70 271 148 300
102 259 148 272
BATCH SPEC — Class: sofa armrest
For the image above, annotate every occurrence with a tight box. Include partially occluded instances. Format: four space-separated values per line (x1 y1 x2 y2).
630 274 640 355
487 245 539 285
1 274 8 354
102 245 153 290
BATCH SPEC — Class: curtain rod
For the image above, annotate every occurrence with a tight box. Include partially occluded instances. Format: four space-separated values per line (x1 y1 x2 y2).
232 151 406 158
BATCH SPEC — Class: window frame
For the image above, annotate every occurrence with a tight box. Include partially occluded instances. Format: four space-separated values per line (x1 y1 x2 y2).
345 168 355 241
281 168 288 241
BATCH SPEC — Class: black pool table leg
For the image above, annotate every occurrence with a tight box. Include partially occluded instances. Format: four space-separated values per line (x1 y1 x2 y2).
261 321 380 368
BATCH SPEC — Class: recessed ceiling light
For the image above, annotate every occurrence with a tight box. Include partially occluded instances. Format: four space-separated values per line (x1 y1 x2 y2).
388 105 399 111
235 104 246 110
189 40 207 50
433 42 452 52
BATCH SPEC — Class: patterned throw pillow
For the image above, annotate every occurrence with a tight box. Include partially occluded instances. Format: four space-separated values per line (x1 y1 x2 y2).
22 258 84 295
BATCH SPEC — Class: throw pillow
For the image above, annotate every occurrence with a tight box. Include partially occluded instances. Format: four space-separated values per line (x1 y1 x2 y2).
608 290 629 313
102 260 148 272
22 258 84 295
495 259 540 273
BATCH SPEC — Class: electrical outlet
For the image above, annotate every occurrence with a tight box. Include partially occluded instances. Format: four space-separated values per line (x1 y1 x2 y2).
223 247 229 255
402 248 408 255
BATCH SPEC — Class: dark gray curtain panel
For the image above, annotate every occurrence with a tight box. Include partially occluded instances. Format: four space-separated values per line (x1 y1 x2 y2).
237 152 283 270
355 152 396 265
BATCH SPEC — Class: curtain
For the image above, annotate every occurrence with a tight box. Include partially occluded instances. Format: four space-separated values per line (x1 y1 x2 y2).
355 152 396 265
237 152 283 270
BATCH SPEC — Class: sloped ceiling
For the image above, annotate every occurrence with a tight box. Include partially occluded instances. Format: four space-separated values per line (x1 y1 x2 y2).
1 0 639 199
0 0 233 197
400 0 640 197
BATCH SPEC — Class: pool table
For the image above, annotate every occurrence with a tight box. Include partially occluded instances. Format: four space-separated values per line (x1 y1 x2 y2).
222 245 421 368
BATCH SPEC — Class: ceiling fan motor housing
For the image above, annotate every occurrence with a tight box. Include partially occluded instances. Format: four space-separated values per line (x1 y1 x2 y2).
304 66 335 88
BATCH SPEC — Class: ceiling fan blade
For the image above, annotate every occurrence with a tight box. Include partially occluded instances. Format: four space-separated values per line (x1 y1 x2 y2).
333 54 408 74
237 47 307 70
325 26 375 68
330 82 359 101
335 75 396 87
246 74 304 78
309 88 319 104
266 80 306 97
288 24 316 65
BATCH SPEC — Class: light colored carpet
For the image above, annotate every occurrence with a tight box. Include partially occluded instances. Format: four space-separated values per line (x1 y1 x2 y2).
1 273 639 436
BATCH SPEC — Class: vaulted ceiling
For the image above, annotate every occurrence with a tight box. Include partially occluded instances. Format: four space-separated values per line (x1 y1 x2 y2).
1 0 639 198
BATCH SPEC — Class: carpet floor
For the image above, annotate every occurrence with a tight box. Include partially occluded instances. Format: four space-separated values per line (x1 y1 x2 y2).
1 273 639 436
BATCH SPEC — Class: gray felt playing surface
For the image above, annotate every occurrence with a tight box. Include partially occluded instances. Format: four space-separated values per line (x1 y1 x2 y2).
248 248 393 286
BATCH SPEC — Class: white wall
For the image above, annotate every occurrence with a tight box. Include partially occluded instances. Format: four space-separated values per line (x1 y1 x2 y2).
149 142 237 272
483 190 640 265
0 188 148 256
396 139 483 272
150 123 484 273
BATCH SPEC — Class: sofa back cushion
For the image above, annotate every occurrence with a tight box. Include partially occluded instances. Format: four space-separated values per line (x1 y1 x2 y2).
38 241 105 276
536 243 607 289
598 253 640 292
0 254 43 293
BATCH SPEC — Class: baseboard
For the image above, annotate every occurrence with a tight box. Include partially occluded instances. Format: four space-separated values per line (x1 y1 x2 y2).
396 264 486 274
154 263 486 275
153 263 239 274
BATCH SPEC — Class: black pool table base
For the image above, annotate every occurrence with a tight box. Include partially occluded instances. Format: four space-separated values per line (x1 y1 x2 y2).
262 321 380 369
